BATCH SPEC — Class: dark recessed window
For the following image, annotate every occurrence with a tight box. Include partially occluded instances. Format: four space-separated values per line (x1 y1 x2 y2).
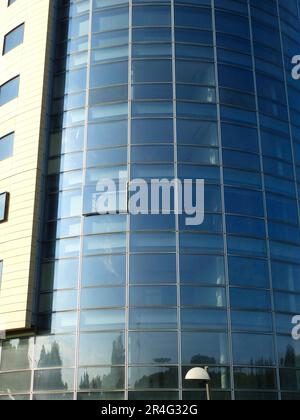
8 0 17 6
0 132 14 161
3 24 24 55
0 193 9 223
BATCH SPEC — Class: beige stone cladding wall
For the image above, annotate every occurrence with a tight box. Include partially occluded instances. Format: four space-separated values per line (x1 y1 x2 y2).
0 0 53 331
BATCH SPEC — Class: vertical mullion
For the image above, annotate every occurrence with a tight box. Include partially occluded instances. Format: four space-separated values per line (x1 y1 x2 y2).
171 0 182 401
211 0 235 401
73 0 93 401
125 0 133 401
29 336 35 400
248 0 281 400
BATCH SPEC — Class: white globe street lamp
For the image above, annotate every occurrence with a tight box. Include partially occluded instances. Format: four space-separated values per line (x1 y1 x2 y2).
185 367 212 401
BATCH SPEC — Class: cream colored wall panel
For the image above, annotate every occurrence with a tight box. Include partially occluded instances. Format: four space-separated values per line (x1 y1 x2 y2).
0 269 33 281
0 292 32 305
0 312 32 331
0 280 35 292
0 0 53 332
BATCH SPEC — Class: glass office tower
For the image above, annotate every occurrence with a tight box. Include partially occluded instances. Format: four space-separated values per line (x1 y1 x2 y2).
1 0 300 400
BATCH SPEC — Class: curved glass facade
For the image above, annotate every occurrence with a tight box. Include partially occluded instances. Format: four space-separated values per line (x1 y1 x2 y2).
1 0 300 401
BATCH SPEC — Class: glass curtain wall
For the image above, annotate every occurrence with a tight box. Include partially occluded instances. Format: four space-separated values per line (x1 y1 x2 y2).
0 0 300 401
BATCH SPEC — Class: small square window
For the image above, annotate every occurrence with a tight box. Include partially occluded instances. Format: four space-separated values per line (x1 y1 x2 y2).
0 193 9 223
3 24 24 55
0 76 20 106
0 132 14 161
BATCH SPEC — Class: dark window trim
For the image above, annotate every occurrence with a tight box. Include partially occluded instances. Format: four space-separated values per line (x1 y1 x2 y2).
2 23 25 56
0 75 20 106
0 192 10 224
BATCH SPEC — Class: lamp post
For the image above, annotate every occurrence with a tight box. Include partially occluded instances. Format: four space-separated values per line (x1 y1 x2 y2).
185 367 212 401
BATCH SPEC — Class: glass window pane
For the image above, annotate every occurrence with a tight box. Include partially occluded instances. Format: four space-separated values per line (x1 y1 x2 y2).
4 24 24 54
129 367 178 390
69 14 89 38
128 391 179 400
92 7 129 32
230 288 271 311
225 187 264 217
92 30 129 48
226 216 266 239
38 312 77 335
274 291 300 313
81 287 125 309
132 60 172 83
176 28 213 45
0 372 31 394
182 332 229 365
39 290 78 313
0 395 30 401
84 215 127 235
176 61 215 85
222 123 258 153
40 259 79 291
181 309 228 330
79 332 125 366
80 310 125 331
129 332 178 364
180 233 223 253
82 255 126 287
78 367 124 390
83 234 126 255
280 369 300 391
88 120 128 149
175 6 212 30
216 11 250 39
33 369 74 392
132 118 173 144
34 335 76 368
33 393 73 401
0 338 33 371
181 286 226 308
272 261 300 293
90 62 128 88
234 368 277 391
177 120 218 146
232 333 275 366
130 232 176 252
0 76 20 106
0 133 14 161
129 308 177 330
228 257 269 289
267 194 298 225
130 254 176 284
231 311 273 333
227 236 267 258
277 335 300 368
77 391 124 400
133 27 171 43
133 6 171 27
130 286 177 306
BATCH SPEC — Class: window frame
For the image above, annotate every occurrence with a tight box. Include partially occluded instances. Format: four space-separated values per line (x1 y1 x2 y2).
0 192 9 223
0 131 14 161
0 75 20 106
2 23 25 56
